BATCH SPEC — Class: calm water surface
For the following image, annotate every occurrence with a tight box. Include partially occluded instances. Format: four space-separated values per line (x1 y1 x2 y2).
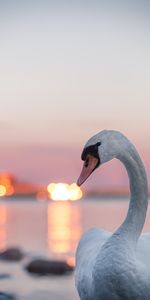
1 198 150 256
0 197 150 299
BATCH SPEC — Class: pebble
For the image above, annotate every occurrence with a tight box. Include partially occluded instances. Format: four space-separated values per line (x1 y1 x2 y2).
0 248 24 262
25 259 74 275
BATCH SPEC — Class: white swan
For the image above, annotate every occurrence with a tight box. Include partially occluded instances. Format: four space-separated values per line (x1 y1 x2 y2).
75 130 149 300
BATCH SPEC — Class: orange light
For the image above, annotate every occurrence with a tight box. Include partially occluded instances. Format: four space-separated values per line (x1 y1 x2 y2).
6 185 14 196
69 183 83 201
47 182 83 201
0 204 7 250
48 201 82 255
0 174 15 197
48 202 71 253
0 185 7 197
47 183 70 201
36 190 48 200
66 256 76 267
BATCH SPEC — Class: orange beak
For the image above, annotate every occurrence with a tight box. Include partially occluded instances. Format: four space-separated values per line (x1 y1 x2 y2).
77 155 99 186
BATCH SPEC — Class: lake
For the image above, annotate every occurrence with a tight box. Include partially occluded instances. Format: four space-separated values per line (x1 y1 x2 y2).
0 197 150 299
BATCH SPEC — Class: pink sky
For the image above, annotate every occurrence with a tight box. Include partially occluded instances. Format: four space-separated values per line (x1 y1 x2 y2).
0 1 150 191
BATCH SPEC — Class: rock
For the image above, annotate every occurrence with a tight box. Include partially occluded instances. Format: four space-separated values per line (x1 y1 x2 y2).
0 273 11 280
0 247 24 262
25 259 74 275
0 293 16 300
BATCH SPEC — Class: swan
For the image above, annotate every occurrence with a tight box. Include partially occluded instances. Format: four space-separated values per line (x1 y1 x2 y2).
75 130 149 300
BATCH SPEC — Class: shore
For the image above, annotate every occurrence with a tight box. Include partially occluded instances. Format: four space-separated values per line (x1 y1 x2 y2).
0 260 79 300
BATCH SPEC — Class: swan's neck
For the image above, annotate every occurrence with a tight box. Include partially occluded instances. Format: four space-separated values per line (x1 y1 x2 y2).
115 145 148 244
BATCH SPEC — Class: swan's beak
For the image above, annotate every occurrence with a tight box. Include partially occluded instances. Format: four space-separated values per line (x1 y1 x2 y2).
77 155 99 186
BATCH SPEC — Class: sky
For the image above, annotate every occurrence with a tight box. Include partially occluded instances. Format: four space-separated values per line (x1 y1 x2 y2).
0 0 150 190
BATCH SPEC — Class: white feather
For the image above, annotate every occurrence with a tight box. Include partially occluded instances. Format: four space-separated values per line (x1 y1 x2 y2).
75 130 149 300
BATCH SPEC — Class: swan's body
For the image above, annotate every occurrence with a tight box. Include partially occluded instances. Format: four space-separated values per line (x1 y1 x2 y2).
75 130 149 300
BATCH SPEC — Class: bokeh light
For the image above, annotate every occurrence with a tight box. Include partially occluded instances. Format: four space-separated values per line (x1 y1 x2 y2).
0 174 15 197
47 183 83 201
0 185 7 197
69 183 83 201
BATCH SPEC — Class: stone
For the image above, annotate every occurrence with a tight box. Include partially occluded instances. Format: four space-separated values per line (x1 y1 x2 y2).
0 273 11 280
0 293 16 300
25 259 74 275
0 247 24 262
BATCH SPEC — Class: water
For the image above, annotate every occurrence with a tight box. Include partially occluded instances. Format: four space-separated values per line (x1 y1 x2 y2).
0 197 150 299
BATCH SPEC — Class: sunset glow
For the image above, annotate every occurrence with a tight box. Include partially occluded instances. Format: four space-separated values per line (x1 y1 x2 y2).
0 185 7 197
0 174 15 197
69 183 83 201
47 183 83 201
0 204 7 250
48 202 81 254
0 1 150 190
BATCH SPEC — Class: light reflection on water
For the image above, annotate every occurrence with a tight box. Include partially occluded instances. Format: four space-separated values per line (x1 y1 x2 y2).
48 201 81 257
0 198 150 258
0 203 7 250
1 198 150 300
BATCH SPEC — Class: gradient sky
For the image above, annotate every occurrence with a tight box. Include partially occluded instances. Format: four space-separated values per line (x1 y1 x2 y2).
0 1 150 190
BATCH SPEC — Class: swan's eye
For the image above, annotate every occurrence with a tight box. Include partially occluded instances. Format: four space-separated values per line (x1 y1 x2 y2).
97 142 101 146
84 157 89 167
81 142 101 161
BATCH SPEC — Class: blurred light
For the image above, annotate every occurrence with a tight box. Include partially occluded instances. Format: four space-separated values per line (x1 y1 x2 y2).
6 185 14 196
0 204 7 250
47 182 82 201
48 202 72 253
47 183 56 194
48 202 81 255
0 185 7 197
69 183 83 201
0 174 15 197
36 190 48 200
48 183 70 201
66 256 76 267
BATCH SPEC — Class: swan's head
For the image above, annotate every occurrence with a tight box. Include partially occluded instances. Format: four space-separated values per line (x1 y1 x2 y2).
77 129 129 186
